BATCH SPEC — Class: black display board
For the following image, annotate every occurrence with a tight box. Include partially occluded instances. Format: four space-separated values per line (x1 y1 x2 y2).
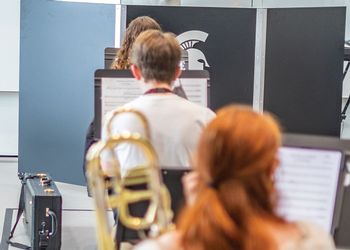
126 5 257 110
264 7 345 136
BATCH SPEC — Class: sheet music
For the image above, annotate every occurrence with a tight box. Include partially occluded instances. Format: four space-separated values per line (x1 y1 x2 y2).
101 77 208 124
101 77 143 121
276 147 342 232
174 78 208 107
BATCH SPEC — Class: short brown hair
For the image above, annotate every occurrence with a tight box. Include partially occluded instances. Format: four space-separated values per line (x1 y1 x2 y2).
130 30 181 83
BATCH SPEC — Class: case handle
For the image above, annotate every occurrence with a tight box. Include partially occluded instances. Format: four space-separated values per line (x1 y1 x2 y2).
47 210 58 237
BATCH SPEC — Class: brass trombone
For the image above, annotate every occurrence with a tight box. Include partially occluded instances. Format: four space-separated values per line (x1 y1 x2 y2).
104 107 151 139
86 108 174 250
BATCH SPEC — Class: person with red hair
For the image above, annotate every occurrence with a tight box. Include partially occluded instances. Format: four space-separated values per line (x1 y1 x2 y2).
135 105 335 250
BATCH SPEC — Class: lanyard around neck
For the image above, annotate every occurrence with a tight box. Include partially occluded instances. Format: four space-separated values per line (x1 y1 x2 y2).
144 88 173 95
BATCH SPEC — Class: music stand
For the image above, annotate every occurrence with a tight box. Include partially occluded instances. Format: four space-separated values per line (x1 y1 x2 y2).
341 44 350 120
281 133 350 248
94 69 210 138
115 167 190 248
104 47 188 70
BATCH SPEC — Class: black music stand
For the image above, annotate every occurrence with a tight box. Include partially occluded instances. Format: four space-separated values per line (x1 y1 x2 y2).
115 168 190 249
282 133 350 248
341 44 350 120
104 48 119 69
104 47 189 70
93 69 210 139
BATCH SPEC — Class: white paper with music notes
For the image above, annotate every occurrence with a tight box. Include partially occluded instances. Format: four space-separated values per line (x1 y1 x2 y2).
276 147 342 232
101 77 142 122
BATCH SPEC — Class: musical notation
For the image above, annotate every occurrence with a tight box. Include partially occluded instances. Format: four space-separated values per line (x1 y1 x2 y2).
276 147 342 232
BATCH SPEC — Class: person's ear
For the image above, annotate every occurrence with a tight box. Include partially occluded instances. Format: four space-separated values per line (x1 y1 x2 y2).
270 157 280 179
173 66 182 81
131 64 142 80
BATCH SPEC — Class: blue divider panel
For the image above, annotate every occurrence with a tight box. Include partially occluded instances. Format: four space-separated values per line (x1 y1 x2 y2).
19 0 115 185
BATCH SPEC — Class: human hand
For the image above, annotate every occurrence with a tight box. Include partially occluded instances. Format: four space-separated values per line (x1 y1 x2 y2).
182 171 201 206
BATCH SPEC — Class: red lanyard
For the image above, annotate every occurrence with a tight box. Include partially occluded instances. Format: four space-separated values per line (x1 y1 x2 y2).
144 88 173 95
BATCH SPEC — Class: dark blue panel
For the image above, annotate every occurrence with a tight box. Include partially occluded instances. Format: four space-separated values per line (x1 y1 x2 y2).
19 0 115 185
264 7 345 136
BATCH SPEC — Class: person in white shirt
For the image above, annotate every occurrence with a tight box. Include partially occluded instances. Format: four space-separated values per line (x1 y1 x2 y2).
102 30 215 176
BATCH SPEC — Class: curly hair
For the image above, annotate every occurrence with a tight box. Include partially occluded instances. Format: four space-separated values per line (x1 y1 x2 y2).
111 16 161 70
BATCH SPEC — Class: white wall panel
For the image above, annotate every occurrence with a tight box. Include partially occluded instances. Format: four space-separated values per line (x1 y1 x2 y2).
0 93 18 155
0 0 20 91
0 0 20 155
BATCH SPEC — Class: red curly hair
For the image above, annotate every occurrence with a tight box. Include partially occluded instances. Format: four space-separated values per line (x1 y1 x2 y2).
178 105 285 250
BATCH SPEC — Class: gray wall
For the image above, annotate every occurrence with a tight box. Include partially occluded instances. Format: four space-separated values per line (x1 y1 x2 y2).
19 0 115 185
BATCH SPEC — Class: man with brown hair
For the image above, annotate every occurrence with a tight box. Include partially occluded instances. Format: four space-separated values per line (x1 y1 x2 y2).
102 30 215 175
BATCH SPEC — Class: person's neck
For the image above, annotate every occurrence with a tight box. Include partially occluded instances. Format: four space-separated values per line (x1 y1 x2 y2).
143 80 172 92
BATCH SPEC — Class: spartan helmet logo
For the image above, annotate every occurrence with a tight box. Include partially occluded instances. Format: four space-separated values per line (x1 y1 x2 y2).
176 30 210 70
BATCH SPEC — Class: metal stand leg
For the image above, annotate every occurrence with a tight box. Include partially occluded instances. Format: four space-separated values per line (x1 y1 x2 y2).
341 62 350 120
